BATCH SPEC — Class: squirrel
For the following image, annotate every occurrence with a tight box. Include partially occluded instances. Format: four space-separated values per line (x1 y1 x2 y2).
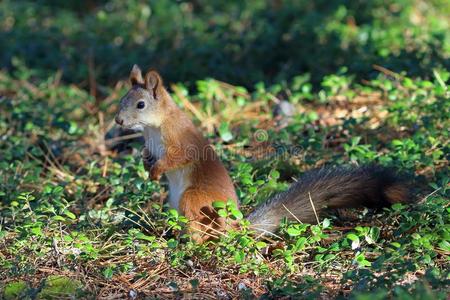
114 65 410 243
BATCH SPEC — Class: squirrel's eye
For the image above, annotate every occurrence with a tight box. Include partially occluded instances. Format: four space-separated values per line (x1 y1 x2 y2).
136 101 145 109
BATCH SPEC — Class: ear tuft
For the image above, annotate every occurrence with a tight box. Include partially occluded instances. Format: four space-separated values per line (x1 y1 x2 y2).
145 70 163 98
129 64 144 85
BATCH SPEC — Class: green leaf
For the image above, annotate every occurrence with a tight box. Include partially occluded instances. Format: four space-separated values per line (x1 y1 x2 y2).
230 208 243 220
234 250 245 263
64 210 76 220
167 239 178 249
269 170 280 179
295 237 307 250
391 242 401 248
212 201 226 209
347 233 359 241
136 232 156 242
31 227 42 236
52 215 66 222
367 227 380 244
219 122 233 142
287 227 302 237
103 267 114 280
255 241 267 249
347 234 360 249
168 209 179 218
355 252 371 267
438 240 450 252
238 236 250 247
391 203 404 211
217 209 228 218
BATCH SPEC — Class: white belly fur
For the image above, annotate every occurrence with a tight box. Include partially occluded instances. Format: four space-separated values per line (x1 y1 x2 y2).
143 126 191 211
166 166 191 211
143 127 164 160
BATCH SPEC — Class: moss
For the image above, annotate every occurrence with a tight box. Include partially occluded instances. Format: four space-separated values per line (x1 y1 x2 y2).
3 281 29 300
37 276 83 300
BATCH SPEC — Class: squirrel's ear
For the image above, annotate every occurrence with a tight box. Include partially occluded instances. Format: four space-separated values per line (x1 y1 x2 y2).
144 70 163 98
129 64 144 85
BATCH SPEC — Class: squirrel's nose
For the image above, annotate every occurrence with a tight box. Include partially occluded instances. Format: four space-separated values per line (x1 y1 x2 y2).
115 116 124 126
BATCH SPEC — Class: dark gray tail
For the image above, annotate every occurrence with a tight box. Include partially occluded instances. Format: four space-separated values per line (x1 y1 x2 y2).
247 165 410 234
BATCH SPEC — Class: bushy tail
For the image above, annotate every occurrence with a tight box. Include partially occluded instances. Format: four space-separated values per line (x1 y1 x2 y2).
247 165 410 234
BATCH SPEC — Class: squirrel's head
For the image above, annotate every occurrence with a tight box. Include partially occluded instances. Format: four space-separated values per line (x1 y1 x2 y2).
115 65 166 129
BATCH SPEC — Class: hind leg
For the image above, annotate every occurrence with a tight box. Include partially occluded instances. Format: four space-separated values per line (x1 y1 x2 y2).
179 188 235 243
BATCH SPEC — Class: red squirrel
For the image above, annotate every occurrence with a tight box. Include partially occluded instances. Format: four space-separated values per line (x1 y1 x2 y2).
115 65 410 243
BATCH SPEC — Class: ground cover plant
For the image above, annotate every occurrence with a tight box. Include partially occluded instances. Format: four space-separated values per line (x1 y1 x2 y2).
0 0 449 299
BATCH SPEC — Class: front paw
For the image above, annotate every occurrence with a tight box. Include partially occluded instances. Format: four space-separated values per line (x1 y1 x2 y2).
141 147 163 181
141 147 156 170
143 155 157 172
149 161 163 181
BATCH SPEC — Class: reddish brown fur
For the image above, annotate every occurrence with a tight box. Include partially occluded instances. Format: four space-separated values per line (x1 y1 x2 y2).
143 75 238 243
385 184 409 203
